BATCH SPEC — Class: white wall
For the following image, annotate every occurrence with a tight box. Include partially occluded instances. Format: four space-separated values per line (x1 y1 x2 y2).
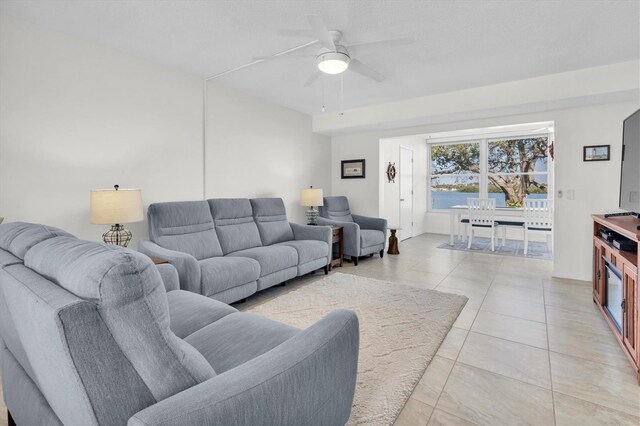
205 82 330 224
0 15 331 245
329 101 639 281
0 15 204 247
379 136 427 239
331 132 380 216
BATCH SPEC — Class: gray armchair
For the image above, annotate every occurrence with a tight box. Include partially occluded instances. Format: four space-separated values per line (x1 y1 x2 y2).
317 196 387 265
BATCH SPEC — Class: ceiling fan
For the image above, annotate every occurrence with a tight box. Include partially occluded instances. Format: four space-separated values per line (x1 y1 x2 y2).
255 15 415 87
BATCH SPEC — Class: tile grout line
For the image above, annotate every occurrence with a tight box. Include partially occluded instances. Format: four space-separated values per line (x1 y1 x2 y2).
542 279 558 426
454 359 552 392
425 255 504 424
399 240 468 425
422 252 468 425
550 388 640 420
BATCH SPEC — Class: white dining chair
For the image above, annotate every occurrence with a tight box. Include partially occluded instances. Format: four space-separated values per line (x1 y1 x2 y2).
467 198 500 251
523 199 553 255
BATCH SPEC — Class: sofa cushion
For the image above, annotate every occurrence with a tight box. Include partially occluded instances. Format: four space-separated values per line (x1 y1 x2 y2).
361 229 385 248
166 290 237 339
148 201 223 260
185 312 299 374
227 245 298 276
0 222 74 259
0 249 21 267
276 240 329 265
208 199 262 254
199 256 260 297
320 196 354 222
23 236 215 403
250 198 294 245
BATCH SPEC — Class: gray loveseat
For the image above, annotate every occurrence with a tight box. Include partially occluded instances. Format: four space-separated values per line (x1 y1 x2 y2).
139 198 331 304
317 196 387 266
0 222 359 425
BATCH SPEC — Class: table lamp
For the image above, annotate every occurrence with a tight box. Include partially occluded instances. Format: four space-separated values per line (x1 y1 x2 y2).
90 185 143 247
300 186 323 225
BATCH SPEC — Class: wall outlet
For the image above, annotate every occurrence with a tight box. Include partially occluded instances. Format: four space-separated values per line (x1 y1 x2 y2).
567 189 575 200
630 191 639 203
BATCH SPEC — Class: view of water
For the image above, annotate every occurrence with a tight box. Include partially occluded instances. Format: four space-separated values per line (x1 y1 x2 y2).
431 191 547 209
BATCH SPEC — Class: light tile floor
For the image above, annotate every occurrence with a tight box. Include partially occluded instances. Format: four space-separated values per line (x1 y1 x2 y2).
388 234 640 426
1 233 639 425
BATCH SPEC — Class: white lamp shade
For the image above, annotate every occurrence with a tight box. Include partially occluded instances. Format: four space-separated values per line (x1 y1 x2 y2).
300 188 324 207
90 188 143 225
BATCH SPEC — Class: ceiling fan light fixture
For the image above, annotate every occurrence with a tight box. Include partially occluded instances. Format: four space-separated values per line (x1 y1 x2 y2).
317 52 350 74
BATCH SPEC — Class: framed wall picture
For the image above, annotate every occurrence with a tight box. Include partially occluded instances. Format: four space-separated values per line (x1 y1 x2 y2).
583 145 610 162
341 159 366 179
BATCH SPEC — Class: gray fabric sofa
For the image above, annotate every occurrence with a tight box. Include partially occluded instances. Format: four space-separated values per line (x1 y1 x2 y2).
0 222 359 426
317 196 388 266
139 198 332 304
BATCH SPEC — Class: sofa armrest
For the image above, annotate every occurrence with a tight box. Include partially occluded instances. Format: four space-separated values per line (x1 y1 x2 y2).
129 309 359 426
138 240 202 295
155 264 180 292
290 223 332 264
316 217 360 258
352 214 388 234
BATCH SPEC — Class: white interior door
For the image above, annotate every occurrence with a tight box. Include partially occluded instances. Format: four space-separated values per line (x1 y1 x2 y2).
400 146 414 240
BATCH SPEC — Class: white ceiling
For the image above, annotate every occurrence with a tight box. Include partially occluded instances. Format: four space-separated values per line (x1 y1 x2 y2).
2 0 639 115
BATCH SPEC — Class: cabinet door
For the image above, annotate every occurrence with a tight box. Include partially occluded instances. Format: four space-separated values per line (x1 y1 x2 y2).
593 240 604 304
622 264 638 363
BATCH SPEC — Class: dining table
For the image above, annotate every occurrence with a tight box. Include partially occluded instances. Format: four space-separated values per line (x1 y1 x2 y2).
448 205 525 245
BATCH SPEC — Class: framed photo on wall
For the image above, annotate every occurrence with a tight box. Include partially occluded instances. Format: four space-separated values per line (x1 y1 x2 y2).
583 145 610 162
341 159 366 179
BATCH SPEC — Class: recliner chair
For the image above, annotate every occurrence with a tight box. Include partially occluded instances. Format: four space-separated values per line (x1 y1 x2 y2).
316 196 387 265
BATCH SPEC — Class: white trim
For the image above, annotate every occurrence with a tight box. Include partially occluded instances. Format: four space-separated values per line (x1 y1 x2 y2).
202 79 207 200
425 123 553 144
400 145 414 240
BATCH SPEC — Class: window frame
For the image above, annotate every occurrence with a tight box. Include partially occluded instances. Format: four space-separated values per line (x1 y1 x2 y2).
427 132 553 212
428 139 482 211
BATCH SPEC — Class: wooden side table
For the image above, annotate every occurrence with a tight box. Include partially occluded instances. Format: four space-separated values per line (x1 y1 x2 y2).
330 226 344 271
387 227 402 255
149 256 169 265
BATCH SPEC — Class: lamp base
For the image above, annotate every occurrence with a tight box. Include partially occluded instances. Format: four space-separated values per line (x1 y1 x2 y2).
305 207 319 226
102 224 132 247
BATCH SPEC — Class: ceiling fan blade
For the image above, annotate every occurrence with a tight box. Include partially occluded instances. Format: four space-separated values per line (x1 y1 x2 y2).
304 71 322 87
307 15 336 50
346 37 415 56
349 59 385 82
252 54 315 61
276 29 316 37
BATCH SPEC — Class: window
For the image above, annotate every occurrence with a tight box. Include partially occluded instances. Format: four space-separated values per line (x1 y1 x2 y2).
430 142 480 210
429 134 550 210
487 137 549 207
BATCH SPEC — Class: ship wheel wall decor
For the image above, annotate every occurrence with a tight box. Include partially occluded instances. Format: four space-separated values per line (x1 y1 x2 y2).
386 162 396 183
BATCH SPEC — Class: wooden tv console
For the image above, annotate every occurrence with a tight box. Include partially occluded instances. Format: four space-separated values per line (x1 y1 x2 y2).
592 215 639 383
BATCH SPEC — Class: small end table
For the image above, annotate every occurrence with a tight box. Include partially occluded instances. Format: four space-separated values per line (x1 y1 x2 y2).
330 226 344 271
149 256 169 265
387 227 402 255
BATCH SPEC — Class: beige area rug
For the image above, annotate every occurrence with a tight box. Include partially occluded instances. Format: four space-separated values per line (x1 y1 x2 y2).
243 272 468 425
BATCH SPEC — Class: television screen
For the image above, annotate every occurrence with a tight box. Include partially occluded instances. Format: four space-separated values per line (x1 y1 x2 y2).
620 109 640 213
